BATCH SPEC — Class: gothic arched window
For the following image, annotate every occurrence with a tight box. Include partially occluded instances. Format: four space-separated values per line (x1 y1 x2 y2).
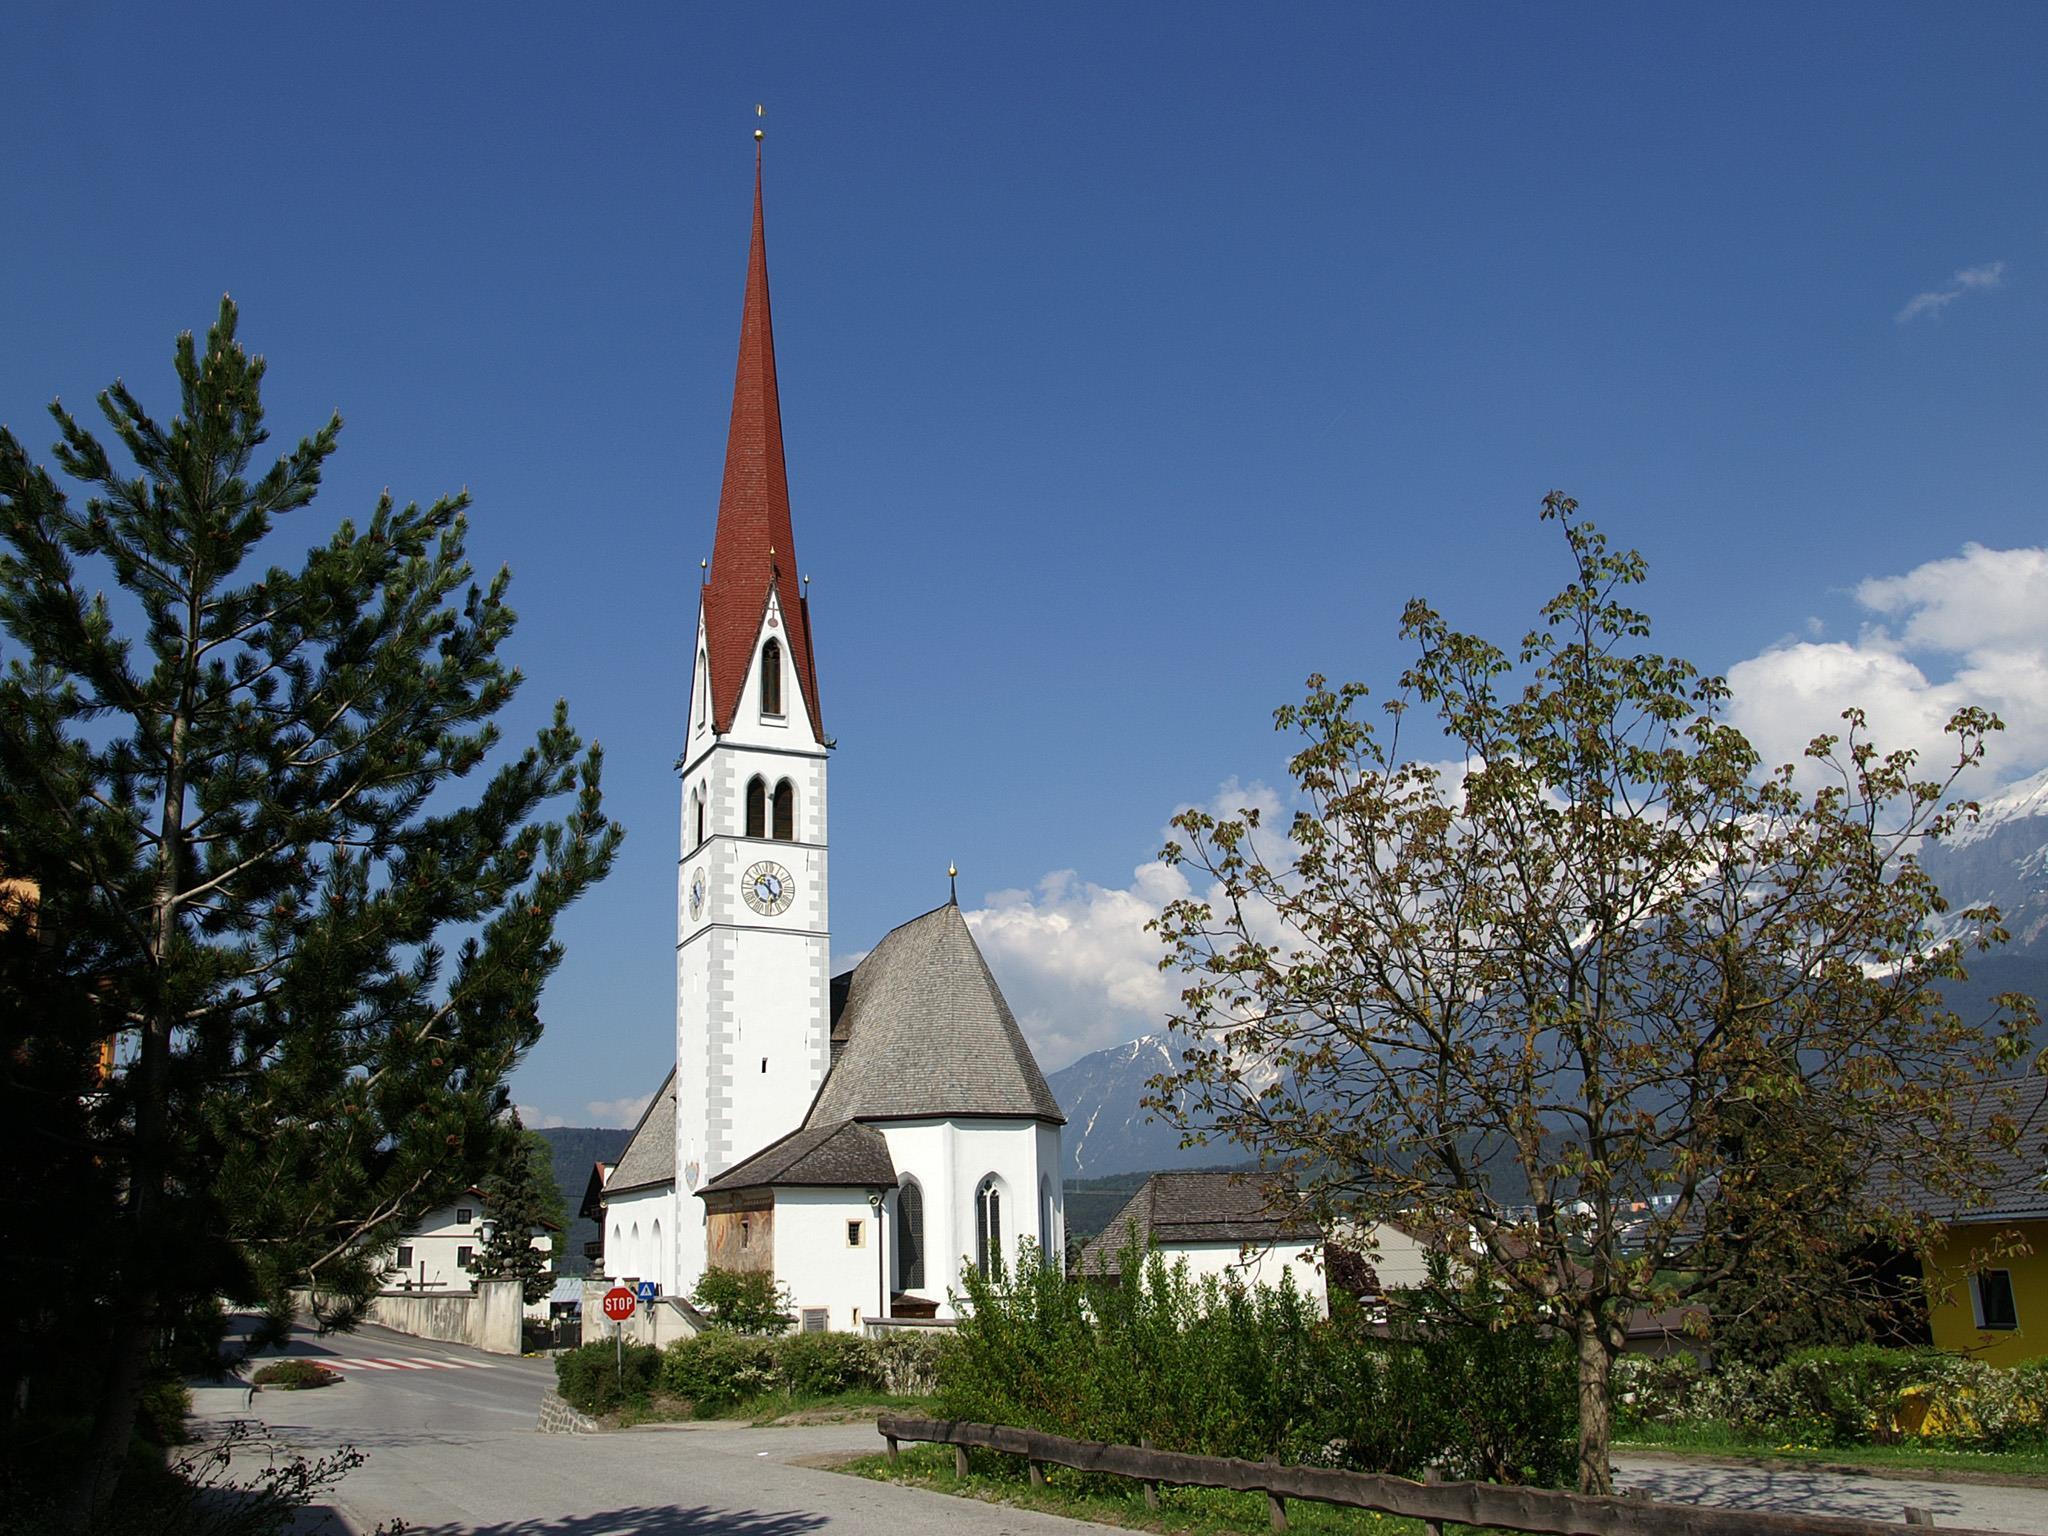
895 1179 925 1292
745 776 767 838
694 788 706 847
761 638 783 717
1039 1174 1055 1266
772 779 795 841
975 1176 1003 1280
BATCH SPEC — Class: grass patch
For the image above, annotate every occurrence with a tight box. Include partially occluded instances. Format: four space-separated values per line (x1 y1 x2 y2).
1617 1423 2048 1482
843 1443 1514 1535
249 1360 339 1391
605 1390 929 1429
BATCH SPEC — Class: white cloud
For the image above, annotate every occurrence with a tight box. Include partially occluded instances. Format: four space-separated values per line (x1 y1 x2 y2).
584 1092 655 1128
965 780 1288 1071
1727 542 2048 789
514 1104 570 1129
1896 260 2006 323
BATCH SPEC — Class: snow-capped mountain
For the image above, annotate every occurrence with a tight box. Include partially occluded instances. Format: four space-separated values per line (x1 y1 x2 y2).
1923 767 2048 953
1046 1033 1210 1178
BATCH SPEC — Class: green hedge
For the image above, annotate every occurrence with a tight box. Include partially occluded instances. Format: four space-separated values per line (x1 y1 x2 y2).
554 1340 663 1415
555 1328 952 1417
250 1360 338 1391
939 1239 1576 1487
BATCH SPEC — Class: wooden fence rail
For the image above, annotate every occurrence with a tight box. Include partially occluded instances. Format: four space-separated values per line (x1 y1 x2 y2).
873 1414 2017 1536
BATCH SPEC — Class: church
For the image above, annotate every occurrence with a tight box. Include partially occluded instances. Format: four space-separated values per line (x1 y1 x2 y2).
592 150 1066 1334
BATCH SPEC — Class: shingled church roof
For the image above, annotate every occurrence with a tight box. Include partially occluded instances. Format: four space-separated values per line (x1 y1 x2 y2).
603 1068 677 1196
1079 1171 1321 1277
699 1118 896 1194
805 901 1065 1127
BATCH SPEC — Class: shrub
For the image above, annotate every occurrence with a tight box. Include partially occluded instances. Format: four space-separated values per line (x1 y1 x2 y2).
250 1360 339 1391
774 1331 880 1398
691 1266 792 1334
138 1375 195 1442
661 1331 778 1412
554 1339 661 1415
937 1234 1575 1486
1761 1345 1927 1447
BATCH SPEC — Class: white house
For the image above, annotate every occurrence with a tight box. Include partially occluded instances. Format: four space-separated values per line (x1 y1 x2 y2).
374 1190 555 1293
593 150 1065 1332
1078 1171 1330 1313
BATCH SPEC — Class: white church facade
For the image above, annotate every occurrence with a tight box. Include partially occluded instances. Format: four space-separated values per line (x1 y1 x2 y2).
593 151 1065 1332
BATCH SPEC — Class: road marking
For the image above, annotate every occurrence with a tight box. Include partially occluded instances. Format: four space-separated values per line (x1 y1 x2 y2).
325 1355 498 1374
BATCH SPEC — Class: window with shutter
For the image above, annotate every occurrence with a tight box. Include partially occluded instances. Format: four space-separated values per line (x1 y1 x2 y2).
772 779 795 841
745 777 766 838
896 1180 925 1290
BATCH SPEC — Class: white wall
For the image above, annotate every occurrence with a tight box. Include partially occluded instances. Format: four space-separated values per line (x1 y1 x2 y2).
877 1116 1063 1320
775 1189 888 1332
1156 1239 1329 1315
600 1184 676 1295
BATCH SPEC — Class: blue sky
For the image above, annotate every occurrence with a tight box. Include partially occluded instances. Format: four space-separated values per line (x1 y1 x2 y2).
5 5 2044 1125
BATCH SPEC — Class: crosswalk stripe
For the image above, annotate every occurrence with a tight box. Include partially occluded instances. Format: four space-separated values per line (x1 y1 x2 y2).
338 1359 397 1370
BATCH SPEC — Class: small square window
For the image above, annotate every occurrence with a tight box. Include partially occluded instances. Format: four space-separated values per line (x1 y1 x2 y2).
801 1308 828 1333
1975 1270 2019 1331
394 1245 413 1271
456 1245 474 1270
456 1207 474 1226
846 1220 864 1248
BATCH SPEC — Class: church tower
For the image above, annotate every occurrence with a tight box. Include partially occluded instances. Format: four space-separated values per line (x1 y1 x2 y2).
674 151 832 1290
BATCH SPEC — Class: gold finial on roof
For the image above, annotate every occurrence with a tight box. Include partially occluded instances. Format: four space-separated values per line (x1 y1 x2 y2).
948 862 958 904
755 102 765 142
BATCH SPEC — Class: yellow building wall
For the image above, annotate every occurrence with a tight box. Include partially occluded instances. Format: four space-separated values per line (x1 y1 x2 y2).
1923 1220 2048 1368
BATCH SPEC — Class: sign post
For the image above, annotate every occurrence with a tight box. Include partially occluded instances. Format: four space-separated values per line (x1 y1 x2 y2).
602 1285 637 1393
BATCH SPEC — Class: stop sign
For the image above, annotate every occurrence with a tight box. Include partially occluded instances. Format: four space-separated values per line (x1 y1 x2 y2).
601 1286 637 1322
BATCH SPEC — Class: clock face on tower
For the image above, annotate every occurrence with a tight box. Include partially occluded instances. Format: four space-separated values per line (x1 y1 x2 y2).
688 868 707 920
742 860 795 917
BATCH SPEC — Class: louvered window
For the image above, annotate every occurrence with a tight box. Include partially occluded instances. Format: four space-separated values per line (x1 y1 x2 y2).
761 639 783 717
896 1181 925 1290
745 777 767 838
772 779 795 841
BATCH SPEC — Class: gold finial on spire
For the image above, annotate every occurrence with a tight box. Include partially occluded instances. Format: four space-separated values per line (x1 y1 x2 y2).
755 102 765 143
948 862 958 904
700 557 708 585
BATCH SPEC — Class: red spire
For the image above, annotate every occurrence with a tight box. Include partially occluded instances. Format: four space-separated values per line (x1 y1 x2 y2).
701 152 823 739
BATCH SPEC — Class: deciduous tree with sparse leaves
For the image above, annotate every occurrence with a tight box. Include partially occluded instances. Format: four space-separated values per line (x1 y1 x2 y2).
1149 496 2037 1494
0 299 622 1527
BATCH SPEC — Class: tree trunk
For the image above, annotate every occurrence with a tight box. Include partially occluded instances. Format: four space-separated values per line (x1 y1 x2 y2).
1574 1314 1618 1496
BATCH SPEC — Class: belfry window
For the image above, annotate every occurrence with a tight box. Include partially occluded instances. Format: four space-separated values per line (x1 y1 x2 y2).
761 638 783 717
745 777 767 838
975 1176 1002 1280
772 779 795 841
694 788 706 847
896 1180 925 1291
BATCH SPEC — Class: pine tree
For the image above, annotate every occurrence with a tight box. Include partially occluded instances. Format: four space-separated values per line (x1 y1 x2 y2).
473 1128 565 1305
0 299 623 1525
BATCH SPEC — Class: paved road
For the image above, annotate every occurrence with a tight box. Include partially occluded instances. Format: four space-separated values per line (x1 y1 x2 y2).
1614 1453 2047 1533
196 1323 2047 1534
194 1321 1103 1535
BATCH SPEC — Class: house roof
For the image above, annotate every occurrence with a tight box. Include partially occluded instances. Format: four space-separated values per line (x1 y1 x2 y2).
1896 1073 2048 1226
602 1069 677 1197
699 153 823 740
1079 1171 1322 1277
699 1117 896 1195
803 901 1064 1127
